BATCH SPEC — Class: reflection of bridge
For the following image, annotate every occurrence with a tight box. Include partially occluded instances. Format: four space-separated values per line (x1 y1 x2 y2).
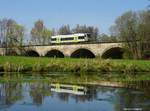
51 84 87 95
0 42 124 58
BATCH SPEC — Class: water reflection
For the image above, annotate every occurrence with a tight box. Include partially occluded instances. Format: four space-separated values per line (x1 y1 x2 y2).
0 74 150 111
0 83 23 110
29 82 51 106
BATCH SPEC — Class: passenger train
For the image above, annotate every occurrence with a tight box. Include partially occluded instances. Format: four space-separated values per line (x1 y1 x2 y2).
51 33 91 44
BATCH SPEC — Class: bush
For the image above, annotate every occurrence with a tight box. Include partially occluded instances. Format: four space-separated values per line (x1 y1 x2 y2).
123 64 141 74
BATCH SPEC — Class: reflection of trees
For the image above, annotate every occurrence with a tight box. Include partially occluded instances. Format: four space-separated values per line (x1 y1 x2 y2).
26 81 150 111
85 84 150 111
114 81 150 111
95 86 119 109
57 93 69 102
1 79 149 111
0 83 23 109
29 82 51 106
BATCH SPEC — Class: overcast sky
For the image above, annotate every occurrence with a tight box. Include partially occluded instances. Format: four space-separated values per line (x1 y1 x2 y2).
0 0 149 34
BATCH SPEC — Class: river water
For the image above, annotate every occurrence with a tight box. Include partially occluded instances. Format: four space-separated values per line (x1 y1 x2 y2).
0 73 150 111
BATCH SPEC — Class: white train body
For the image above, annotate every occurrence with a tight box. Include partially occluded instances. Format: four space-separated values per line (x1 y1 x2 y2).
51 33 90 44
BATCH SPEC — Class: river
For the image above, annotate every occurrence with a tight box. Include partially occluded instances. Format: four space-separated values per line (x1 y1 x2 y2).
0 73 150 111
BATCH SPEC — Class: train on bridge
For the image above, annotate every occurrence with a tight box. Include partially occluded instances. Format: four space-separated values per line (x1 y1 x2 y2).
51 33 91 44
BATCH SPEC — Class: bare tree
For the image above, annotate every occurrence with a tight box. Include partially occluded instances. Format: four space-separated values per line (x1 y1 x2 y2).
31 20 51 45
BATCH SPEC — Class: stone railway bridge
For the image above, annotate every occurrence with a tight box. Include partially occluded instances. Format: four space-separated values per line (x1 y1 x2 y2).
0 42 124 59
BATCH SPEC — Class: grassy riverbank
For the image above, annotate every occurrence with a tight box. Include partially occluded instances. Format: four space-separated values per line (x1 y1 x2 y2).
0 56 150 73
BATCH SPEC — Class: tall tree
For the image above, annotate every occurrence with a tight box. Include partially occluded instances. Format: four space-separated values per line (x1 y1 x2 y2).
31 20 51 45
110 10 150 59
51 28 56 36
138 10 150 59
6 19 24 47
57 25 71 35
0 19 8 47
0 18 25 55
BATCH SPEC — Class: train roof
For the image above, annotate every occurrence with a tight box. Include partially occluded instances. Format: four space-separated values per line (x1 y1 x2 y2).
51 33 88 38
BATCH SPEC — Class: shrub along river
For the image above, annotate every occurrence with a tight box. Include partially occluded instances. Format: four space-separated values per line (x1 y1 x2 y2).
0 72 150 111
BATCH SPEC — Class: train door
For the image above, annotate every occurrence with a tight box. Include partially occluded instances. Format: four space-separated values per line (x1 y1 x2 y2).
74 36 78 42
56 37 60 43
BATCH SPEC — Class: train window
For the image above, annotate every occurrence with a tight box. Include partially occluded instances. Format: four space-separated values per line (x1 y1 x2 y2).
51 38 56 41
61 37 74 41
78 36 85 39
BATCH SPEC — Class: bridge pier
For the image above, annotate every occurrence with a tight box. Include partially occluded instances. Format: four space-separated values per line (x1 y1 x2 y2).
0 48 6 56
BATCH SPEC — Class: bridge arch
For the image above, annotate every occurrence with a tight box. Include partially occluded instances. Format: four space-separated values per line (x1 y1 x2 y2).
101 47 124 59
25 50 40 57
45 49 64 58
71 48 95 58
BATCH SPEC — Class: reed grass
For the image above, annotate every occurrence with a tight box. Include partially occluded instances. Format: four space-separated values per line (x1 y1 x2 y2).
0 56 149 74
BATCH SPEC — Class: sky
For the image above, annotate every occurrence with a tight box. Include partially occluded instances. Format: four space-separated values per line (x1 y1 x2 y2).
0 0 149 34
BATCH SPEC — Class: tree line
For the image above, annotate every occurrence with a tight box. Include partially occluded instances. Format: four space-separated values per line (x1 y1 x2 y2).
0 9 149 59
0 19 99 46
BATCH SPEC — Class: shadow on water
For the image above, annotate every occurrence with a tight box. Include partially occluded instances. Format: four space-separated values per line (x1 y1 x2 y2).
0 73 150 111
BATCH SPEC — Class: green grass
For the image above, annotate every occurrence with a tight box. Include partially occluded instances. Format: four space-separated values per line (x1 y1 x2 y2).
0 56 150 73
